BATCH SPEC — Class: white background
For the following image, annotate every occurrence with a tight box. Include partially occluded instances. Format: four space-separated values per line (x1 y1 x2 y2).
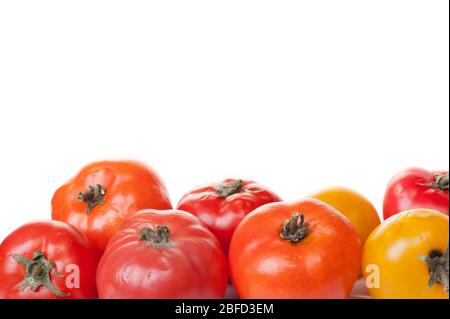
0 1 448 242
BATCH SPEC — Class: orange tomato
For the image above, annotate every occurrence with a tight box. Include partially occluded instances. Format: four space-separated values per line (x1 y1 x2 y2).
362 209 449 299
52 161 172 252
309 186 380 244
229 199 362 298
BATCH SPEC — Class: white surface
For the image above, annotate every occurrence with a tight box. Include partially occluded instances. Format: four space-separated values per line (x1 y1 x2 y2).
224 279 370 299
0 1 449 242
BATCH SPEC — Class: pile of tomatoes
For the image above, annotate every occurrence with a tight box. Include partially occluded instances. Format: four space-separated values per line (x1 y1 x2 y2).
0 161 448 299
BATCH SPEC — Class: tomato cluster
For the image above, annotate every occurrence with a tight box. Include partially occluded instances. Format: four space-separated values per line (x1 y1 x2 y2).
0 162 448 299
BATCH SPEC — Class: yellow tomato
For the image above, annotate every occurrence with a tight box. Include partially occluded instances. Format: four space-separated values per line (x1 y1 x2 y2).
362 209 449 299
309 186 380 244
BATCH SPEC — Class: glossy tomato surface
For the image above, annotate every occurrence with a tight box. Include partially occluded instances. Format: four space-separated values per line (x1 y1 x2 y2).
229 199 362 299
383 168 448 219
309 186 380 244
177 178 281 253
0 220 99 299
96 209 228 299
52 160 172 251
362 209 449 299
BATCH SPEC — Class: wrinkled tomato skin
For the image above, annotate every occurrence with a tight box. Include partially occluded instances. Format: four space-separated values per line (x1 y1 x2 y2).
52 161 172 252
0 220 99 299
96 209 228 299
383 168 449 220
177 179 281 254
229 199 362 299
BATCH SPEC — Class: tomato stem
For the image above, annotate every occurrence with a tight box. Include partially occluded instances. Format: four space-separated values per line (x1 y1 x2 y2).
139 225 174 249
419 173 449 192
77 184 106 214
216 179 243 198
421 244 449 294
12 251 69 297
280 213 308 243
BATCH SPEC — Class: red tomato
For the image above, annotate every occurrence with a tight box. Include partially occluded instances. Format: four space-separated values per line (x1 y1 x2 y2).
96 209 228 299
229 199 362 299
0 220 99 299
52 160 172 252
177 179 281 254
383 168 449 219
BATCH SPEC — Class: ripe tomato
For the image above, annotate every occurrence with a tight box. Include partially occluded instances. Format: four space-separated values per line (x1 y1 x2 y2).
383 168 449 219
362 209 448 299
309 186 380 244
0 220 99 299
52 160 172 252
96 209 228 299
177 178 281 254
229 199 362 298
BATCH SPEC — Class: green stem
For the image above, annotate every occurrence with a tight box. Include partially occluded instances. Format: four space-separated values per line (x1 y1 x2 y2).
139 225 173 249
421 244 449 294
280 213 308 243
77 184 106 214
419 173 449 192
216 179 243 198
13 251 69 297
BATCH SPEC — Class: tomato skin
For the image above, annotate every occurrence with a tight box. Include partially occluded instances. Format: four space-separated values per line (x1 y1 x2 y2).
52 161 172 252
0 220 99 299
177 179 281 254
362 209 449 299
383 168 449 220
96 209 228 299
309 186 380 244
229 199 362 299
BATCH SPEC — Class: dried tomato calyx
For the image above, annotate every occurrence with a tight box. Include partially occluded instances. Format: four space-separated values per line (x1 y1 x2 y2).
419 173 449 192
216 179 243 198
139 225 174 249
280 212 308 243
77 184 106 214
421 245 449 294
13 251 69 297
